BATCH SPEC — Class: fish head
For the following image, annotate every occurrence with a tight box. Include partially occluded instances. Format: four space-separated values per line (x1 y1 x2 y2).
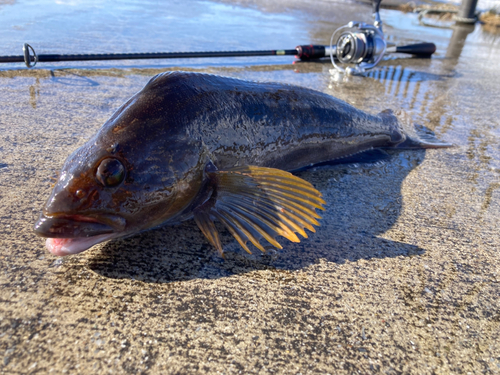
34 79 208 256
34 136 207 256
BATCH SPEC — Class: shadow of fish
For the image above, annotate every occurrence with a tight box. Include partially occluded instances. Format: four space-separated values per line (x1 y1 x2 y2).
34 72 451 257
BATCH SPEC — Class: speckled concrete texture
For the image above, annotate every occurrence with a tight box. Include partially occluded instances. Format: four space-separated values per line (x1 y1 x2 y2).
1 1 500 374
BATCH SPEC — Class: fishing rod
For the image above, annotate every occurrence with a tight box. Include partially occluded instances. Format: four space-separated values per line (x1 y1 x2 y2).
0 41 435 69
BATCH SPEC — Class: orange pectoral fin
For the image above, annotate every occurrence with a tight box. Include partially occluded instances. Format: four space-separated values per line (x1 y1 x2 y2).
194 165 325 256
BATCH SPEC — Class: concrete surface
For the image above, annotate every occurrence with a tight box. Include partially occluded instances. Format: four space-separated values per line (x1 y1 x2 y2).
0 0 499 374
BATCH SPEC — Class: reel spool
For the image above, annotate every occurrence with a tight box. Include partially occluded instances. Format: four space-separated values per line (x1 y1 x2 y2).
329 22 386 75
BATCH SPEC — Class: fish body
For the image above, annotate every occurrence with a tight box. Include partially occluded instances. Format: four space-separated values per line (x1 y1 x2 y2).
34 72 449 256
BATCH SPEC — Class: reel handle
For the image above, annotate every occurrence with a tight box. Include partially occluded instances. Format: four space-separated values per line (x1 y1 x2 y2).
393 43 436 57
372 0 383 31
372 0 382 15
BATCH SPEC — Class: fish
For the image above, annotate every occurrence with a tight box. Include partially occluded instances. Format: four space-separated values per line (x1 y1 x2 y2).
34 71 450 257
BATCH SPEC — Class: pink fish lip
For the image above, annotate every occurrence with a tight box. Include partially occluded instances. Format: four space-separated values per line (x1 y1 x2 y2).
34 213 126 239
34 213 126 256
45 235 118 256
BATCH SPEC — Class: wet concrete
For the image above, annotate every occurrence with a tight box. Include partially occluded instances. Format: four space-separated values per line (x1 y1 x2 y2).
1 0 500 374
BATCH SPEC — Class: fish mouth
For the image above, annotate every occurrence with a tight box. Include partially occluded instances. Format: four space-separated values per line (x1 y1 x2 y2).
34 213 126 256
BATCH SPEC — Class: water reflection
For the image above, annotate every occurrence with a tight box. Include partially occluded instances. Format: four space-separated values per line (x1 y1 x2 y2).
446 23 475 59
49 71 100 87
29 78 40 109
365 65 449 112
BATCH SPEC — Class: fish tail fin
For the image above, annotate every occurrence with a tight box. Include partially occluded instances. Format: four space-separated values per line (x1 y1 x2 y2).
379 109 453 149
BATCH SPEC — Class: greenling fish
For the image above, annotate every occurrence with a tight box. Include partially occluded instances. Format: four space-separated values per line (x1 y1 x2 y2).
34 71 450 257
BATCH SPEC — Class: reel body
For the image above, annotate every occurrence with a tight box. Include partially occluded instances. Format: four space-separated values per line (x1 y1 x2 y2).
330 22 386 75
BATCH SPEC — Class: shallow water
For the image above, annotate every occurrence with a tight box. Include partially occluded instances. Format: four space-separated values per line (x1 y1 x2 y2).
0 0 307 69
0 0 499 373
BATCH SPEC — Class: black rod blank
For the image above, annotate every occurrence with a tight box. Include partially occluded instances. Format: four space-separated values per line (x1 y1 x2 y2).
2 44 299 68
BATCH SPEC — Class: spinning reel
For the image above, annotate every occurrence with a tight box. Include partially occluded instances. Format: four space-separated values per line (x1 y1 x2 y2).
326 0 434 75
330 22 386 75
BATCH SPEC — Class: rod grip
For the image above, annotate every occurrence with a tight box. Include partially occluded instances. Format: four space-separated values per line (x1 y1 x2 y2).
395 43 436 57
295 45 326 60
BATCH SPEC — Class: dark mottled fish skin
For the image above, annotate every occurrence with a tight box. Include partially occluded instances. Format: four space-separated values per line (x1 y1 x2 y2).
144 72 404 172
34 71 450 256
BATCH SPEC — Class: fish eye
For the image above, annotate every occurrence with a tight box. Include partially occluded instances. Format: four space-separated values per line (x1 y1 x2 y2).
96 158 125 187
75 189 86 198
